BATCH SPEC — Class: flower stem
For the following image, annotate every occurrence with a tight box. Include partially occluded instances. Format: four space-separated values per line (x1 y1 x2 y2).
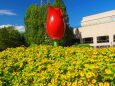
54 41 58 46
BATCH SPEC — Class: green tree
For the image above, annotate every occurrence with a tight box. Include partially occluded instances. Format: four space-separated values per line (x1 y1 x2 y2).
24 3 52 45
53 0 74 46
0 26 23 51
24 4 40 45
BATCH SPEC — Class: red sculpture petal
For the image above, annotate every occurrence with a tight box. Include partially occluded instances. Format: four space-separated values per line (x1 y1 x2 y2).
46 6 65 40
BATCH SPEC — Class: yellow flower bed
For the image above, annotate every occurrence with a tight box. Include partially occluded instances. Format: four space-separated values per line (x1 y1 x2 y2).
0 45 115 86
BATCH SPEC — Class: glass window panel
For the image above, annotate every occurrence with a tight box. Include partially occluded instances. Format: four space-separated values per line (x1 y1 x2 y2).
97 36 109 43
83 37 93 43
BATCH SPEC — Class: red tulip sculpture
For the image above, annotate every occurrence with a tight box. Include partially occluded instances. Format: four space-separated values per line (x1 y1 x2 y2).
46 6 65 46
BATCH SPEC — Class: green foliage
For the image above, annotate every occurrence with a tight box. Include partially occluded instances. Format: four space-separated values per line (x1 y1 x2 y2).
0 26 23 51
0 45 115 85
24 4 50 45
72 44 92 48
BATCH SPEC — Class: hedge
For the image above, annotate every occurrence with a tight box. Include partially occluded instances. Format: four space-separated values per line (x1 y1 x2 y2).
0 45 115 86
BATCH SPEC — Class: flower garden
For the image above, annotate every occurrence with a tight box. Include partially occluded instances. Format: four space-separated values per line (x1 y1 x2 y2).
0 45 115 86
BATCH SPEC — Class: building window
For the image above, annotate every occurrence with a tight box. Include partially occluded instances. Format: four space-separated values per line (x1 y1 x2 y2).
97 36 109 43
83 37 93 43
113 35 115 42
112 16 115 21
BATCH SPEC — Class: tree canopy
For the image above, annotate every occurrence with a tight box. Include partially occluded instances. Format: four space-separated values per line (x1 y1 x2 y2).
0 26 23 51
24 3 51 45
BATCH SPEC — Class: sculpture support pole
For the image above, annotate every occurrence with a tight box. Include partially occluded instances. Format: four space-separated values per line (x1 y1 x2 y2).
54 41 58 46
46 6 65 46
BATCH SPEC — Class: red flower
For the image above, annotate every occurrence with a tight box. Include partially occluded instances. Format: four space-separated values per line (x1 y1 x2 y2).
46 6 65 40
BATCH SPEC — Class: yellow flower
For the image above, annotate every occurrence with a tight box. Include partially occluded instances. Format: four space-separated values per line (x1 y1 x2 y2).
48 83 52 86
92 79 96 84
72 61 76 64
66 72 71 78
39 83 44 86
78 80 82 84
80 71 84 77
55 73 59 78
54 79 58 83
93 51 98 54
62 75 67 79
86 72 93 78
47 65 52 70
84 64 89 67
67 82 72 86
51 79 55 83
103 82 110 86
92 65 99 69
75 66 78 69
16 83 20 86
61 82 66 86
99 82 103 86
88 84 94 86
104 69 111 74
72 82 77 86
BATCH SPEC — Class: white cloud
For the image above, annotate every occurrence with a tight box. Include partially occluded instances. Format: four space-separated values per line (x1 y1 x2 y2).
0 10 17 16
15 26 25 32
0 24 25 32
0 24 12 28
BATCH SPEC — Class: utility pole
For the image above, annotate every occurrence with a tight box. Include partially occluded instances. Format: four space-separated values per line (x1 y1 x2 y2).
41 0 50 5
41 0 43 6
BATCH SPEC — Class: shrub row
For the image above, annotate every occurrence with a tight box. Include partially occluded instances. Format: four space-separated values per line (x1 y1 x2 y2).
0 45 115 86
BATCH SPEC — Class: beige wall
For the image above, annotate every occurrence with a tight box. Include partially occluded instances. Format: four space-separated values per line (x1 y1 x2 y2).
82 10 115 22
78 10 115 48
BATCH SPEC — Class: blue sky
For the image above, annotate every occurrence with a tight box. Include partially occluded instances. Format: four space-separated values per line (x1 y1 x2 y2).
0 0 115 28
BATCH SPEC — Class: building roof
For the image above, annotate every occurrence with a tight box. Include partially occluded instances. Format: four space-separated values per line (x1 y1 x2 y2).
82 10 115 22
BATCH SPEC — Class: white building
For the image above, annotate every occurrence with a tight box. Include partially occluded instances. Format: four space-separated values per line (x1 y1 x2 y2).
78 10 115 48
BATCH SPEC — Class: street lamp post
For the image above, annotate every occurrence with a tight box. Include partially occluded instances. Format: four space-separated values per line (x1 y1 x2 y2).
41 0 50 6
41 0 43 6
